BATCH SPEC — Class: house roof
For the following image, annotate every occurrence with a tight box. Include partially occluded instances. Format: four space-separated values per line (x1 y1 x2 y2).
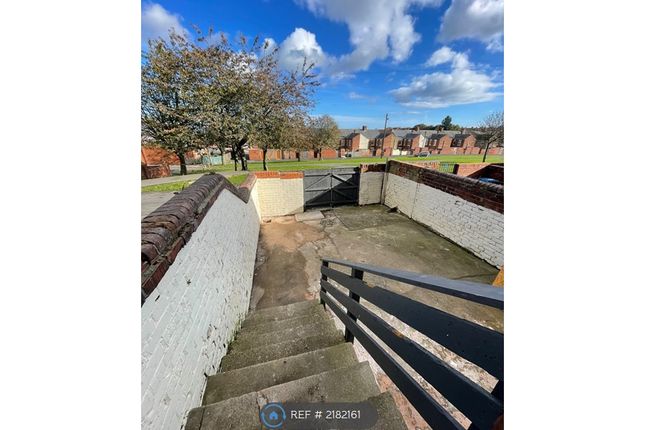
340 127 477 140
403 132 425 139
339 129 380 139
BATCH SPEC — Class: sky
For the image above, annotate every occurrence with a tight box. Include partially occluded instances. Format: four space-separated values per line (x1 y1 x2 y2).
141 0 503 129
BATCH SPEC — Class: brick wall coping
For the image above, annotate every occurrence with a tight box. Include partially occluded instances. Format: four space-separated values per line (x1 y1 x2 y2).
141 173 257 303
254 171 304 179
387 160 503 214
359 163 386 173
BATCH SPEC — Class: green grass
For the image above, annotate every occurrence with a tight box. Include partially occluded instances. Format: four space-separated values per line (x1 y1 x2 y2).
142 174 249 193
141 180 194 193
180 154 503 174
227 174 248 186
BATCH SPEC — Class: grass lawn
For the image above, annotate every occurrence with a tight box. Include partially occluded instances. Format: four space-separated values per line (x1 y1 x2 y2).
180 154 503 175
142 174 249 193
141 180 194 193
227 174 248 186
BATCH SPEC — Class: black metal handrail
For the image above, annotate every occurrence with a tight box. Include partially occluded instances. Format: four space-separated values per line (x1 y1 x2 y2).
319 258 503 430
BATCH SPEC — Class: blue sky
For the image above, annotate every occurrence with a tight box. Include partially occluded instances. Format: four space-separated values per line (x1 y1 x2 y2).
142 0 503 129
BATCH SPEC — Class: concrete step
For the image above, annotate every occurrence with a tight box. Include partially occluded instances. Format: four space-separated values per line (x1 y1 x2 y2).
188 391 407 430
187 362 381 430
219 329 344 372
237 306 328 337
368 392 409 430
243 300 320 328
203 343 358 405
229 318 337 353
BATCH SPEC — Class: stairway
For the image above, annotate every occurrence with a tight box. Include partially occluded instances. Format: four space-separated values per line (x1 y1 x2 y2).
185 300 408 430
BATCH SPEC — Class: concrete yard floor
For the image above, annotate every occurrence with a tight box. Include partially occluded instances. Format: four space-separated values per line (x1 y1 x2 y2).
249 204 503 430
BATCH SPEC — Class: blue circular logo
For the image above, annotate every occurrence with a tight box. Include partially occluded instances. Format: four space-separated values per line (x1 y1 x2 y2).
260 403 286 429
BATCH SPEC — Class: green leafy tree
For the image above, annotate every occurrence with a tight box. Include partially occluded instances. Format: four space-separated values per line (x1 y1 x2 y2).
143 28 319 173
441 115 453 130
307 115 340 159
141 32 205 175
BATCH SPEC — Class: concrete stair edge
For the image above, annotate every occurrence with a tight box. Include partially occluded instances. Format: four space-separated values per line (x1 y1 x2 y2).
188 362 382 430
229 318 336 353
243 300 321 327
237 306 328 335
219 329 345 372
203 342 359 405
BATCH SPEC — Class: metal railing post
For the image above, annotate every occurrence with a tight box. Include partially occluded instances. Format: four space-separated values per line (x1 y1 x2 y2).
345 268 363 343
320 261 329 308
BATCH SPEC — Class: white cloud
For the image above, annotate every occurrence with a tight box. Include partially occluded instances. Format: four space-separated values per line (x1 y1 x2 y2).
348 91 378 102
391 48 501 108
425 46 470 68
277 28 327 71
438 0 504 51
141 3 189 43
295 0 443 77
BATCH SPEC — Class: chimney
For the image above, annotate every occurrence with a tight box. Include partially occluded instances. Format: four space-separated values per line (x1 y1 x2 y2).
362 125 367 131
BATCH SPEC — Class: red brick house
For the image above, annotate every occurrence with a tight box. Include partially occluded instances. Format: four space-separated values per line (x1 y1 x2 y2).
451 133 477 149
340 132 370 152
370 129 399 156
426 134 453 153
398 132 427 155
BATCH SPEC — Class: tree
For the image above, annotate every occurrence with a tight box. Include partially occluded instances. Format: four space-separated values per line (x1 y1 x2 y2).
412 123 435 130
479 111 504 162
195 32 317 171
142 27 318 173
441 115 453 130
307 115 340 160
141 32 205 175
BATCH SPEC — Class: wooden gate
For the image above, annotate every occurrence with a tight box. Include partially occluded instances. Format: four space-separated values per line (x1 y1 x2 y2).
303 168 359 210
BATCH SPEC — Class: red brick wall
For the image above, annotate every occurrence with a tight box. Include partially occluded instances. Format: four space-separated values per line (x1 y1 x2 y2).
254 171 304 179
454 162 491 177
360 163 386 173
142 146 180 165
321 148 337 159
248 148 263 161
141 164 171 179
141 147 200 164
387 160 503 213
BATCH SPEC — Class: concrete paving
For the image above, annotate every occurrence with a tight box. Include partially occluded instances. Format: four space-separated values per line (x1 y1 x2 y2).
249 204 503 429
141 169 242 187
141 173 204 187
250 204 501 326
141 192 175 219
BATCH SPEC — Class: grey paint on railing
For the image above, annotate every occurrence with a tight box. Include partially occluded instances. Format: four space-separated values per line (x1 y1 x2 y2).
322 280 502 430
323 258 503 309
321 265 503 379
321 292 464 430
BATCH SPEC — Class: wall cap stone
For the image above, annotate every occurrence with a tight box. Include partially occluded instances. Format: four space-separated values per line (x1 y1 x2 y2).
141 173 256 303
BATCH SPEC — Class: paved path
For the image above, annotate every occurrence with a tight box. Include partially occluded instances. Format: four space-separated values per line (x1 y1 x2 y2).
141 192 175 219
141 173 204 187
141 170 243 187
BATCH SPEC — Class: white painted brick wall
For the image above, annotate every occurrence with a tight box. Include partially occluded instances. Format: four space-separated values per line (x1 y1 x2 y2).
383 173 416 216
358 172 384 205
257 178 304 217
141 187 261 430
384 173 504 267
